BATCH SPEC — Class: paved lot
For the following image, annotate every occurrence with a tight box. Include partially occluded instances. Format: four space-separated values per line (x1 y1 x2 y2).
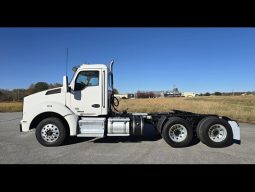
0 112 254 164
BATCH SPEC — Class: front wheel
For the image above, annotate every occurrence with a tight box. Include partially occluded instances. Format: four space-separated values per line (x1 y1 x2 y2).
162 117 194 148
35 117 67 147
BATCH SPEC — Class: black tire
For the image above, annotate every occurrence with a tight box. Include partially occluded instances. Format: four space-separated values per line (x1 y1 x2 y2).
35 117 67 147
197 117 233 148
190 135 200 145
196 116 215 140
162 117 194 148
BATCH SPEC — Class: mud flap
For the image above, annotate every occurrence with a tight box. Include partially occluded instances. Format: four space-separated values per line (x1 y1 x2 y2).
228 121 241 144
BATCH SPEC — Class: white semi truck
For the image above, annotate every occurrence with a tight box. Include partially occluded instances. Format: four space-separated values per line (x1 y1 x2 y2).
20 61 240 148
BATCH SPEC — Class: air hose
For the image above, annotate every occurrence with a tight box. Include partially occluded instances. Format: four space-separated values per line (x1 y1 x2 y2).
110 93 120 113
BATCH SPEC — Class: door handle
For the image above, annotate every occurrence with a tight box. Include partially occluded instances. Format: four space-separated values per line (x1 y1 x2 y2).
92 104 100 108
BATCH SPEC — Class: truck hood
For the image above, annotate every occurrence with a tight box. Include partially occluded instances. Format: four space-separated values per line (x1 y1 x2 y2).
25 87 62 99
24 87 65 108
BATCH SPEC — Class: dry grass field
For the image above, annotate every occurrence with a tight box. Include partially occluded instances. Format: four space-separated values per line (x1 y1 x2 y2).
118 96 255 123
1 95 255 123
0 102 23 112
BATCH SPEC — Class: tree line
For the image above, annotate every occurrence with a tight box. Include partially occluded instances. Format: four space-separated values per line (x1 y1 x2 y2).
1 83 254 102
198 91 255 96
0 82 62 102
136 91 156 98
135 91 255 98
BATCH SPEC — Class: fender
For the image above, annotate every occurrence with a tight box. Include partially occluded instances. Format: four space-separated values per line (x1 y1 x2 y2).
21 101 77 134
30 102 74 120
38 102 73 117
228 120 241 143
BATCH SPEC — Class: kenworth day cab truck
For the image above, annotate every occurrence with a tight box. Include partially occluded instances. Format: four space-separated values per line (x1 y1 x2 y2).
20 61 240 148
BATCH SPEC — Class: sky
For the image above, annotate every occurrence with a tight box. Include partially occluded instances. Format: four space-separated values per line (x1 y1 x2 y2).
0 27 255 93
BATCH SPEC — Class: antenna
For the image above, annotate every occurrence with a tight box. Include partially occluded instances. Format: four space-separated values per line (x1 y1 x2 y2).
66 48 69 76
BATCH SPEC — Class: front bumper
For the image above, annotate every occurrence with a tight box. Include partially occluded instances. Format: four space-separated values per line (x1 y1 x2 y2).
20 120 30 132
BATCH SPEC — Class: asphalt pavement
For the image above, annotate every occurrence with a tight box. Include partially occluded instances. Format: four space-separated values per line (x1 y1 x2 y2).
0 112 254 164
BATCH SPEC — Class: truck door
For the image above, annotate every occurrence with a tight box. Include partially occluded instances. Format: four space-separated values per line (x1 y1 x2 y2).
70 69 102 116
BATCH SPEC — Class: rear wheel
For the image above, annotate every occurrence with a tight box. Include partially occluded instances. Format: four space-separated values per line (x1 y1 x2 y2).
197 117 233 148
196 116 213 140
35 117 67 147
162 117 193 148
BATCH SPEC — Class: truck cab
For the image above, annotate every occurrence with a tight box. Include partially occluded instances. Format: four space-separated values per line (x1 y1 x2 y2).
21 61 142 146
66 64 111 116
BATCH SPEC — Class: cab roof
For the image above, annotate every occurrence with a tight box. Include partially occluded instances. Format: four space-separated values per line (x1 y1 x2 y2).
79 64 108 70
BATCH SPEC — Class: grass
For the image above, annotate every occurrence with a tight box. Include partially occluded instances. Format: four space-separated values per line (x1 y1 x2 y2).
1 95 255 123
0 102 23 112
117 96 255 123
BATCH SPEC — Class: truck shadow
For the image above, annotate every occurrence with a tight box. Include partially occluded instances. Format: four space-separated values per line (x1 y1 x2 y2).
94 124 162 143
64 124 162 145
64 124 201 147
65 137 95 145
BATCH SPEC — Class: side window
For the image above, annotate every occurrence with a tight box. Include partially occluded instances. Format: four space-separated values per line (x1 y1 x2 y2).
74 71 99 91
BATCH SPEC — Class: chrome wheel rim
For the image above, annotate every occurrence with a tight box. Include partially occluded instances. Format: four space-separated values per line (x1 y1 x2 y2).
41 124 60 143
169 124 187 142
208 124 227 142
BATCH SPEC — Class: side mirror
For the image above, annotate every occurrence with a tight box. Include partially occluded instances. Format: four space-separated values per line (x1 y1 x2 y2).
63 76 69 93
72 66 78 72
